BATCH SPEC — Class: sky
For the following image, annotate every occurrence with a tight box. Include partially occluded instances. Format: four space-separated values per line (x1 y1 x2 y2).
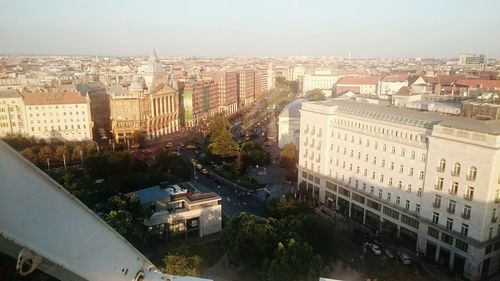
1 0 499 58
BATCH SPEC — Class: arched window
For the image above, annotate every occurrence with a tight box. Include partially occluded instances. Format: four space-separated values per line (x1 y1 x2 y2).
467 166 477 181
452 162 461 177
438 159 446 172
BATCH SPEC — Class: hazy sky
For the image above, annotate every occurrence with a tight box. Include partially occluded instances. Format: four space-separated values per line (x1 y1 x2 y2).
1 0 499 58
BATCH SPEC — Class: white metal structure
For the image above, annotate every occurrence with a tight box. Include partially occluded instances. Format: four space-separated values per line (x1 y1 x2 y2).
0 140 211 281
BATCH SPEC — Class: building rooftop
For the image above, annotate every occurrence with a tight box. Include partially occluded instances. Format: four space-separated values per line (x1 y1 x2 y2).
303 99 500 135
0 89 21 98
132 182 220 205
20 91 87 105
279 98 307 119
336 76 381 85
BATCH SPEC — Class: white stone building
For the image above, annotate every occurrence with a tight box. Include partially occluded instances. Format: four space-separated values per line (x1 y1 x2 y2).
302 72 338 97
0 90 28 136
21 92 93 141
297 99 500 280
277 98 306 149
132 182 222 243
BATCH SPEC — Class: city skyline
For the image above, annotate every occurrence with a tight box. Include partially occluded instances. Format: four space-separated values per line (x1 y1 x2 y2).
1 0 500 58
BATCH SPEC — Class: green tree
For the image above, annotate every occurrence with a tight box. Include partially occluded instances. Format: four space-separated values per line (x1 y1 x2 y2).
101 193 152 248
208 128 239 158
55 145 70 162
266 197 314 219
265 239 326 281
21 147 38 163
208 114 231 140
162 251 204 276
306 89 326 101
221 213 277 268
157 151 191 181
72 145 84 162
38 145 53 162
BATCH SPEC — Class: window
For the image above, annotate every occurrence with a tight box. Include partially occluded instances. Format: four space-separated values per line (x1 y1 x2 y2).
363 169 367 176
408 168 414 176
452 162 461 177
467 166 477 181
406 184 412 193
416 204 420 213
379 174 384 183
383 144 386 152
417 188 422 197
446 218 453 230
388 178 393 186
400 148 405 157
461 224 469 237
399 165 404 173
432 212 439 224
410 151 415 160
371 171 375 179
437 159 446 172
441 233 453 245
419 171 424 180
397 181 402 189
428 226 439 239
387 193 391 201
462 205 471 219
449 181 458 195
372 156 377 164
356 166 360 174
434 195 441 208
405 200 410 210
357 152 361 159
495 189 500 203
447 200 456 214
436 177 444 190
464 186 474 201
391 146 395 154
378 189 382 198
396 196 400 205
364 154 368 161
370 186 374 194
455 239 468 252
381 159 385 167
390 162 394 170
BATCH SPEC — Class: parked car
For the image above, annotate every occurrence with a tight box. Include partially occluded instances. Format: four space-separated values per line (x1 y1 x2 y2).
367 243 382 255
384 249 395 259
398 252 412 264
371 238 384 248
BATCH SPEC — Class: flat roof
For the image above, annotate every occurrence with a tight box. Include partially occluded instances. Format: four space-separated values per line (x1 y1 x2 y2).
303 99 500 135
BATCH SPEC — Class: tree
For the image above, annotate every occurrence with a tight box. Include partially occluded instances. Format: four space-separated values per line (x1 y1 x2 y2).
265 239 326 281
157 152 191 181
38 145 53 162
280 143 298 182
266 197 314 219
55 145 70 162
208 114 231 140
208 128 239 158
72 145 84 162
221 213 277 268
162 251 204 276
101 193 152 248
306 89 326 101
21 147 38 163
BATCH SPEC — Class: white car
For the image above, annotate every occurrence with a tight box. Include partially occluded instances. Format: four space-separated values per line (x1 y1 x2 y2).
398 252 412 264
367 243 382 255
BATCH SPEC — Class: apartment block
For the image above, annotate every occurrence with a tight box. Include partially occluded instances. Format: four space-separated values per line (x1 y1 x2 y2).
297 99 500 280
203 70 238 115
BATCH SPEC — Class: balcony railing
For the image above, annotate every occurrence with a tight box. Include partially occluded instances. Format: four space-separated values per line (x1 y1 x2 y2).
492 217 498 223
461 212 470 219
451 171 460 177
446 207 455 214
434 184 443 191
448 189 457 196
433 202 441 208
466 175 476 181
436 167 445 172
463 194 473 201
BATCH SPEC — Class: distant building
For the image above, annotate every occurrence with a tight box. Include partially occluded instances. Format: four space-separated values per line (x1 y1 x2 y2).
203 70 238 116
237 69 256 108
76 82 111 141
302 71 338 97
334 76 381 95
277 98 306 148
132 182 222 244
179 79 219 127
458 54 486 70
21 91 93 141
0 90 28 136
461 99 500 120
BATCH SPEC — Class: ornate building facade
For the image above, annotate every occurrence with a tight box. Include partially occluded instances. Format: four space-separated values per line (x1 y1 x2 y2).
109 52 179 143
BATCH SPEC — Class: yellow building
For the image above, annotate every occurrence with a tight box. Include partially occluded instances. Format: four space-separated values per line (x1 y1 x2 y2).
109 53 179 143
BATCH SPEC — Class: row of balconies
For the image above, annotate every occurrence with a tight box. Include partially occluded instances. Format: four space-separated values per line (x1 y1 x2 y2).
436 167 477 182
433 202 471 219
